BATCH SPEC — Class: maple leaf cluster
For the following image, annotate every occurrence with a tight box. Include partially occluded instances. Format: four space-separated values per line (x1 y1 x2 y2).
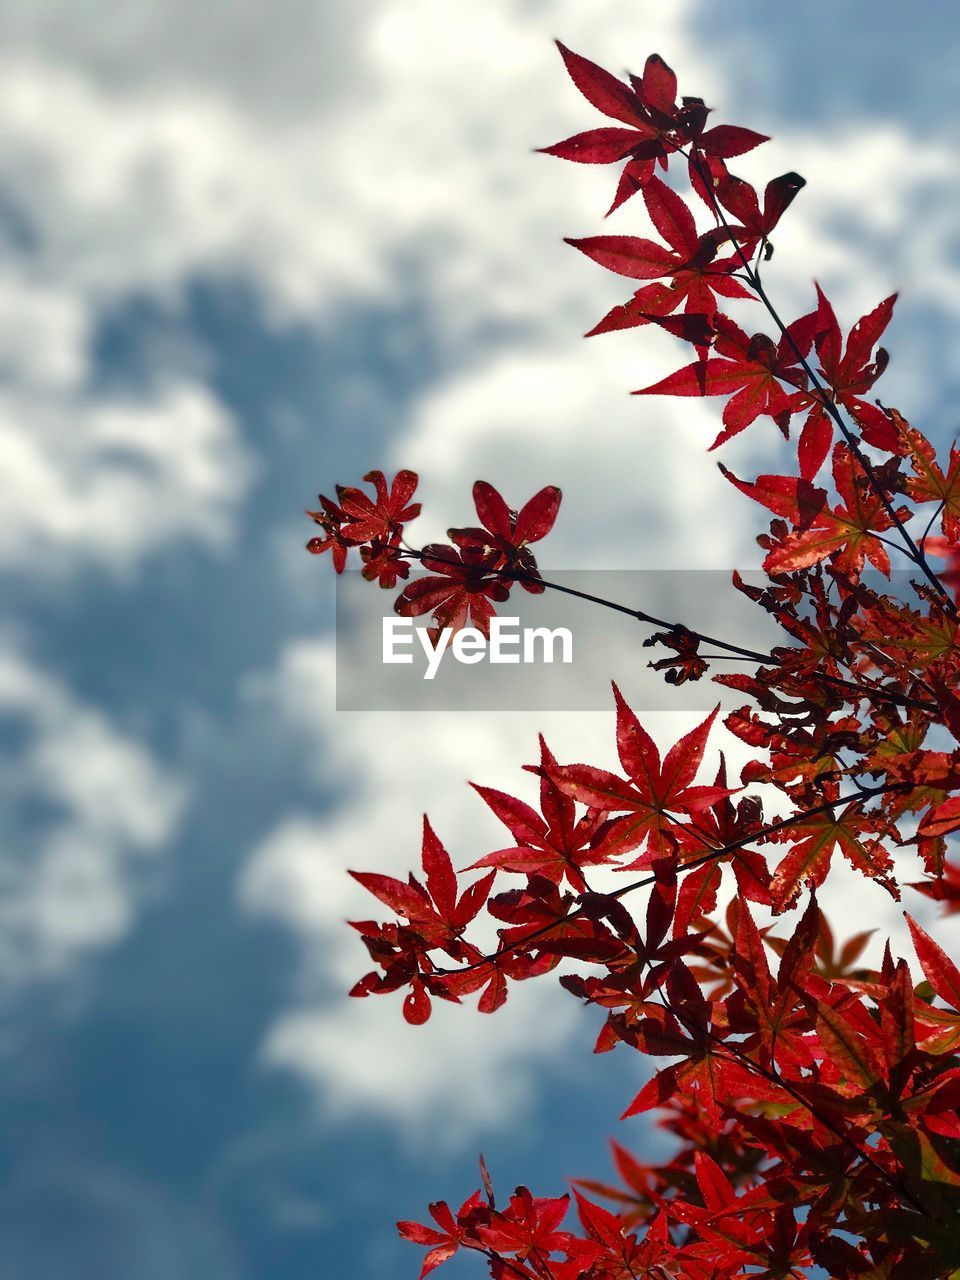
308 473 561 639
306 38 960 1280
307 467 421 588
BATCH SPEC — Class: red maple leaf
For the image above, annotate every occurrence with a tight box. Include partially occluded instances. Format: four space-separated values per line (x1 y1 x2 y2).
923 536 960 603
477 1186 571 1259
757 444 906 576
712 169 807 245
905 433 960 542
907 913 960 1015
466 736 625 892
349 818 495 1022
540 42 767 216
548 684 731 865
336 468 421 543
763 790 895 913
397 1192 484 1278
359 531 410 588
448 481 561 594
674 758 771 933
633 310 818 448
569 176 753 342
306 469 420 572
350 817 493 949
394 543 512 638
908 857 960 915
305 492 352 571
810 287 898 450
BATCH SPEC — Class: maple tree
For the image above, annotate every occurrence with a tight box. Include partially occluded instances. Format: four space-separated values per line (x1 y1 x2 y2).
308 38 960 1280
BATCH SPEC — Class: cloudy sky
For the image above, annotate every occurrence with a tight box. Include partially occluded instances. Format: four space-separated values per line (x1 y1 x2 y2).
1 3 959 1277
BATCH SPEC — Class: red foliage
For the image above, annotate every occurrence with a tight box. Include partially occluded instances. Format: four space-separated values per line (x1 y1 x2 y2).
308 39 960 1280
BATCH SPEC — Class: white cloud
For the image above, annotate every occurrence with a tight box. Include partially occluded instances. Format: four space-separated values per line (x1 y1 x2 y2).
0 2 367 120
261 986 581 1150
0 4 697 328
0 272 89 390
0 647 185 985
0 65 265 577
0 379 252 573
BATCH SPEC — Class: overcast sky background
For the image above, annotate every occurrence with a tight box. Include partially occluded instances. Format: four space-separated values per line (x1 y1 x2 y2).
1 3 959 1277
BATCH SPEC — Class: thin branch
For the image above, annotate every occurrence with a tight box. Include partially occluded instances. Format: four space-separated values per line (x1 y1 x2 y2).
920 495 948 547
798 669 936 714
398 546 772 663
400 547 942 712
